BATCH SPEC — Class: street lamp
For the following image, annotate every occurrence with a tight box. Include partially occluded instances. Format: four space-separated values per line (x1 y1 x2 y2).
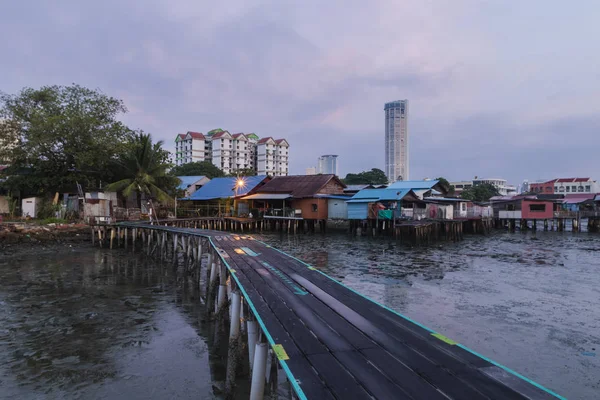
234 176 247 217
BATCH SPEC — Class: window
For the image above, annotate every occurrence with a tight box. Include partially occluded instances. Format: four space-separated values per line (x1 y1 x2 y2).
578 186 584 192
585 185 591 192
559 186 565 192
546 186 552 192
565 186 570 192
529 204 546 212
311 203 318 212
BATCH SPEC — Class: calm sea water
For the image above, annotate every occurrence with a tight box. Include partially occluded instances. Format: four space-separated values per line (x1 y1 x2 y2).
1 231 598 399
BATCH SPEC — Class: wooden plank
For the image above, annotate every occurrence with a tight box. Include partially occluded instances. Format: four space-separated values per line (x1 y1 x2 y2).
222 256 335 399
112 226 557 400
306 353 376 400
234 239 514 399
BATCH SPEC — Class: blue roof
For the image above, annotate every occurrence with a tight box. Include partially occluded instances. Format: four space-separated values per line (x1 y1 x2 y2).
346 188 411 203
185 175 268 200
177 176 207 190
314 194 353 200
387 180 439 190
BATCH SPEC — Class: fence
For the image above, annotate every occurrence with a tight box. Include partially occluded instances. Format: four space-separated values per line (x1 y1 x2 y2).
113 207 142 221
261 208 300 218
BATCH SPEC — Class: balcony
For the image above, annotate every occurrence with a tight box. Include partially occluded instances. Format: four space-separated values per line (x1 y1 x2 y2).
261 208 302 219
499 211 522 219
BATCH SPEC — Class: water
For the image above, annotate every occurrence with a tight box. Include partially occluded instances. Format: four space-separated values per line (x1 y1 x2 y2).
256 230 600 400
0 248 241 399
1 232 599 399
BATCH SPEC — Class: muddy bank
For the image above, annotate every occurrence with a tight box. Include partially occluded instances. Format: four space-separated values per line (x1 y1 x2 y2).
0 223 91 259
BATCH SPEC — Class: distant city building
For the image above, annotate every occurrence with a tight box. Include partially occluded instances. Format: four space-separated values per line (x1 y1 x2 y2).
451 178 517 196
520 180 530 194
305 167 316 175
450 181 474 196
384 100 409 182
530 178 599 194
472 178 517 196
174 130 289 176
317 155 338 176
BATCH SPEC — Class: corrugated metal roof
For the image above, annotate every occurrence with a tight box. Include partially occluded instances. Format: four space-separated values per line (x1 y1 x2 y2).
177 176 207 190
343 184 374 192
423 197 466 202
388 180 439 190
563 193 596 204
242 193 291 200
347 188 410 203
254 175 345 198
186 175 268 200
314 194 352 200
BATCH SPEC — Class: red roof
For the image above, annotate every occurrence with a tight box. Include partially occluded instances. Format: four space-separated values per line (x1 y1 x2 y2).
565 193 595 198
187 131 205 139
254 175 346 197
177 134 186 140
275 139 288 145
257 137 274 144
232 133 246 139
556 178 589 183
212 131 230 139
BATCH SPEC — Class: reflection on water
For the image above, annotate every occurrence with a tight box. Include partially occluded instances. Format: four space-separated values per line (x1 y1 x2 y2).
0 248 244 399
1 231 598 399
256 231 600 400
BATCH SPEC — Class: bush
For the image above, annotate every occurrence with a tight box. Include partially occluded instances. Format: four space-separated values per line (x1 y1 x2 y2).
36 199 60 219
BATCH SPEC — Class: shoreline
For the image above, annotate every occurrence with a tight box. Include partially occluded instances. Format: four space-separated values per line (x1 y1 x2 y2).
0 223 92 259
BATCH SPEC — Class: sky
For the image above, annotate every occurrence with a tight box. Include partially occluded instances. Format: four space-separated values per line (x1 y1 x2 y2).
1 0 599 184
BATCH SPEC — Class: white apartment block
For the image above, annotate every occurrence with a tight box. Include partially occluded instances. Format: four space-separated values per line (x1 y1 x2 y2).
256 137 289 176
174 130 289 176
174 131 209 165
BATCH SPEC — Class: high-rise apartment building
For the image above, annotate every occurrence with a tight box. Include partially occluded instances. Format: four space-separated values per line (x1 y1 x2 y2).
317 155 338 176
174 130 289 176
384 100 409 182
256 137 289 176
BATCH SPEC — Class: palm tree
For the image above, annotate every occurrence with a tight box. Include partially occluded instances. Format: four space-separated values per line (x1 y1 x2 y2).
105 132 174 207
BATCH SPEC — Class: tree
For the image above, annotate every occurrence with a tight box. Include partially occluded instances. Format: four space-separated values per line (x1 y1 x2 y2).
0 84 133 195
343 168 388 185
227 168 257 177
105 133 178 206
436 177 455 196
460 183 499 202
169 161 225 179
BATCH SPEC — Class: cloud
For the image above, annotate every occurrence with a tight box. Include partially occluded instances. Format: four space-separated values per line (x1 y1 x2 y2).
1 0 599 183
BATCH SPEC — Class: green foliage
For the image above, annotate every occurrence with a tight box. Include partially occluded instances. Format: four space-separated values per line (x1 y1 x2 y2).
436 177 455 196
169 161 226 179
460 183 500 202
0 84 134 195
227 168 257 177
343 168 388 185
36 199 60 219
106 133 177 205
8 197 18 218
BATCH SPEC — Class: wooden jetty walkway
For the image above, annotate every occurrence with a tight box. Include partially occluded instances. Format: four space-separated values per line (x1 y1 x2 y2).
92 221 564 400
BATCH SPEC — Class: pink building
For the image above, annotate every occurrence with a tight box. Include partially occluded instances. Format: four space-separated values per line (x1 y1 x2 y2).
520 199 555 220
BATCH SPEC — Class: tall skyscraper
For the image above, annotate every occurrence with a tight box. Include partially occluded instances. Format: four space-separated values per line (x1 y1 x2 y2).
384 100 409 182
317 154 339 176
